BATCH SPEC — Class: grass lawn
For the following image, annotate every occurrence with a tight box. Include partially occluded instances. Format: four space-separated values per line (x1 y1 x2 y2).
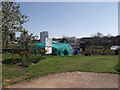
2 54 118 87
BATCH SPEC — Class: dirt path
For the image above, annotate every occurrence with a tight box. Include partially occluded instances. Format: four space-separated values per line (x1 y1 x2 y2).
7 71 118 88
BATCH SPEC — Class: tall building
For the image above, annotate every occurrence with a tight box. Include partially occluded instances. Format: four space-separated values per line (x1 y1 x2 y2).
40 31 48 42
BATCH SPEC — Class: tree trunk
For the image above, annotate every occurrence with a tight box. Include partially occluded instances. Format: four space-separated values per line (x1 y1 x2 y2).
5 40 8 49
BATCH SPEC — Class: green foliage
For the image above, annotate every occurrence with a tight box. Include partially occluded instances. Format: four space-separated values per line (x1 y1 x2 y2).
2 58 21 65
20 57 30 67
6 29 44 67
17 31 36 66
29 54 43 63
34 48 47 55
2 53 43 68
114 63 120 72
2 2 28 31
2 2 28 49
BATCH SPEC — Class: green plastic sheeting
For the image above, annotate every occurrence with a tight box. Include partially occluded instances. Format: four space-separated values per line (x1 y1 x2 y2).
32 41 71 56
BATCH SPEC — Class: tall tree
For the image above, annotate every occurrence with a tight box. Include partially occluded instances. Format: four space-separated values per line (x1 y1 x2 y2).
2 2 28 49
95 32 104 38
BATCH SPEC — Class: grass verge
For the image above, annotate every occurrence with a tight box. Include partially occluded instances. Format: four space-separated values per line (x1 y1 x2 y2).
2 54 119 87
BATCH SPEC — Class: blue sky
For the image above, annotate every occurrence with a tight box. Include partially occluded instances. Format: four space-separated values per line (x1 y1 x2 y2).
17 2 118 38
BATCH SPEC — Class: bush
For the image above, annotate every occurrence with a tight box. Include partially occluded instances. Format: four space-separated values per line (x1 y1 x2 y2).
29 54 41 63
114 63 120 72
2 58 21 64
20 57 31 67
2 54 45 68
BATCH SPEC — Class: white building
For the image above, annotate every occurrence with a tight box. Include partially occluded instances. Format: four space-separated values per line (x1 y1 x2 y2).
40 31 48 43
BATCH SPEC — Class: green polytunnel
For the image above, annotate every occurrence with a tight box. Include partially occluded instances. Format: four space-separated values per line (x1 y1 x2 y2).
30 41 72 56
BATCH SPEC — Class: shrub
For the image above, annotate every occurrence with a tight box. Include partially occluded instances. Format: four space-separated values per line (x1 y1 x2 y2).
20 57 31 67
31 57 40 63
2 58 21 64
29 54 41 63
114 63 120 72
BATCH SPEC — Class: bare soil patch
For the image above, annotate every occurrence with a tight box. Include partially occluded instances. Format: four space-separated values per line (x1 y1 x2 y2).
6 71 118 88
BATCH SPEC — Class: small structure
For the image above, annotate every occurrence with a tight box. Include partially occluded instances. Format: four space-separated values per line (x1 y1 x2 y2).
111 45 120 55
111 46 120 50
32 41 71 56
45 38 52 54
